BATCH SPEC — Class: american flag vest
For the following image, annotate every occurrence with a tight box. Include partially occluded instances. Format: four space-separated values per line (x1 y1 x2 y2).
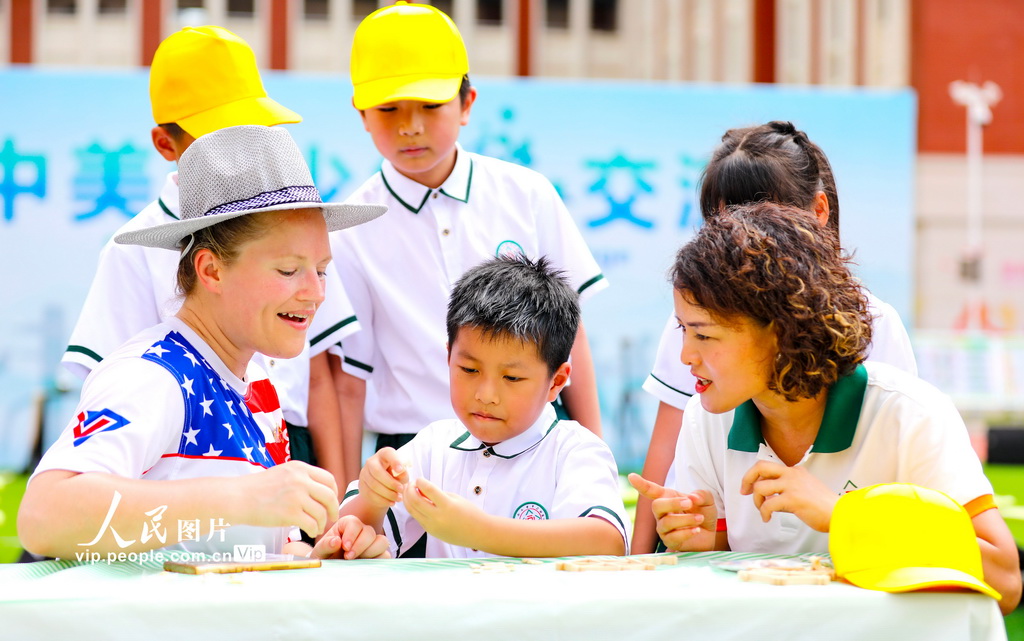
142 331 289 468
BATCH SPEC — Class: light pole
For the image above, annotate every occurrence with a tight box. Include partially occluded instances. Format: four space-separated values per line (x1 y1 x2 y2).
949 80 1001 332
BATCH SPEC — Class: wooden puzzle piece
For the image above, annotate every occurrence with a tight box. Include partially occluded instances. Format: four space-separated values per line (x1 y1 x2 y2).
555 555 679 572
738 567 833 586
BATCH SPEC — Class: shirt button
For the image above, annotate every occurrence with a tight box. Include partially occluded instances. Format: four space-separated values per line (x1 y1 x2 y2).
269 360 276 367
432 192 439 199
473 486 482 495
442 228 450 236
483 449 491 457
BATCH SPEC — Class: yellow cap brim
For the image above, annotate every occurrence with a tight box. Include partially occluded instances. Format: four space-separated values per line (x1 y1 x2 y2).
843 566 1002 601
353 75 462 110
176 95 302 139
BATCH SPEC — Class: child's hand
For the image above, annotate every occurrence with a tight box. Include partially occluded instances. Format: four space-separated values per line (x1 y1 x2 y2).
236 461 339 538
628 473 717 552
311 515 391 560
402 478 486 549
740 461 839 532
359 447 410 511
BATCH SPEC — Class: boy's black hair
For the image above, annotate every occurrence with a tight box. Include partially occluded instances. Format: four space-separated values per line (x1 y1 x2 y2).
458 75 472 104
447 254 579 375
158 122 188 142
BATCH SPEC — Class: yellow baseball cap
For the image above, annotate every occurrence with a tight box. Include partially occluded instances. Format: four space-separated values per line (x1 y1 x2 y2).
830 483 1000 600
350 1 469 110
150 26 301 139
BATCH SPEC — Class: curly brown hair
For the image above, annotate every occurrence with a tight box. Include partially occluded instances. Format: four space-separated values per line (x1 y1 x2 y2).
672 202 871 401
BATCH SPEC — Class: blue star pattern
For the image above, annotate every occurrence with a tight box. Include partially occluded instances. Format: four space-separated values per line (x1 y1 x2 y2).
141 331 278 468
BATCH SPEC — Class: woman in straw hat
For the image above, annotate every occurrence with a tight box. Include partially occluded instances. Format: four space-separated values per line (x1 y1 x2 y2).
629 202 1020 613
19 125 388 561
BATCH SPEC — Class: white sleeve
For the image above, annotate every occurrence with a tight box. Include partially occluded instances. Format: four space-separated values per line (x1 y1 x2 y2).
61 241 166 380
341 438 427 558
896 388 993 506
672 396 725 517
532 176 608 304
550 432 631 550
329 232 376 380
308 268 361 358
642 313 698 408
865 292 918 376
33 357 186 480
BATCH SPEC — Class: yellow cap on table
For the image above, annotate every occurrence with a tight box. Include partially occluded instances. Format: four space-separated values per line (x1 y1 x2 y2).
350 1 469 110
830 483 1000 600
150 25 301 139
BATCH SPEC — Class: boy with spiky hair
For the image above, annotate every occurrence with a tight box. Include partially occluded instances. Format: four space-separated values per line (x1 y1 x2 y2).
337 255 628 558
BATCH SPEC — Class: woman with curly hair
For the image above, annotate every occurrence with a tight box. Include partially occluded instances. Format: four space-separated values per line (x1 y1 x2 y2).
629 202 1021 613
632 121 916 555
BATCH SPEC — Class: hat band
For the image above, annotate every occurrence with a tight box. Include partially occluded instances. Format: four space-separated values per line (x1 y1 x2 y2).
204 185 323 217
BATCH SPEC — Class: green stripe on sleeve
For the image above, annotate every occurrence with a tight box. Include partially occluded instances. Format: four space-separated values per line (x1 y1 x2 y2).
66 345 103 364
310 315 358 347
577 274 606 295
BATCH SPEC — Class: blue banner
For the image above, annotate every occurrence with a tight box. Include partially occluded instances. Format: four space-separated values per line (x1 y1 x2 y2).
0 68 916 470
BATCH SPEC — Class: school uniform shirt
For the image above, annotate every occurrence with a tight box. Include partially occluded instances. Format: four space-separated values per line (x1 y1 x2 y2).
35 318 299 555
61 171 360 428
330 145 607 436
343 404 630 559
642 290 919 410
672 361 995 555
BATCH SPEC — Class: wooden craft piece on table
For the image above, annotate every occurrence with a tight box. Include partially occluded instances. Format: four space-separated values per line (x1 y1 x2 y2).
737 568 833 586
555 555 679 572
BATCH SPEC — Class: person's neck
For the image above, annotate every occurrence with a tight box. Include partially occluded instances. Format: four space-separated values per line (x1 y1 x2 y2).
175 302 251 381
752 390 828 466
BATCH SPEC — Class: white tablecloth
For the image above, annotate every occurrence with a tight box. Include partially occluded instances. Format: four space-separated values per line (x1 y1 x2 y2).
0 552 1006 641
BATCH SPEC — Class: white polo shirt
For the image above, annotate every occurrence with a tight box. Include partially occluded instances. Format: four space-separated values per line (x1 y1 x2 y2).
37 318 297 555
343 404 629 558
673 362 994 555
331 145 607 436
61 172 361 427
642 290 919 410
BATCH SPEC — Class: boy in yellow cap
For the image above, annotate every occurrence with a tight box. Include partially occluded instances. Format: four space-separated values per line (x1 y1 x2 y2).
331 3 607 490
61 26 357 495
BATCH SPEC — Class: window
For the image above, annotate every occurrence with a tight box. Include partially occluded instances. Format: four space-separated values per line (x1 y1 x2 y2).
591 0 616 32
227 0 254 17
47 0 76 14
352 0 378 19
304 0 329 20
546 0 568 29
431 0 454 18
477 0 502 25
98 0 127 13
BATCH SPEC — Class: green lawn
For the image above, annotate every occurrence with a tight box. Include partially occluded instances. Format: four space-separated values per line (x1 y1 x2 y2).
0 473 27 563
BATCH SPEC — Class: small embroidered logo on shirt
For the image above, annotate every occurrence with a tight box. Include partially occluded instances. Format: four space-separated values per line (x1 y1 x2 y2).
513 502 549 520
495 239 525 259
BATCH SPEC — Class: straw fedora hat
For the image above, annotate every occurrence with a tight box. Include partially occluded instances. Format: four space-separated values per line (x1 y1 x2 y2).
116 125 386 250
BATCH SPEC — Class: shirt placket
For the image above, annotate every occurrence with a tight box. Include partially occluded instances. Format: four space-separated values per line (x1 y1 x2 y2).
756 443 803 538
467 448 499 510
432 199 460 284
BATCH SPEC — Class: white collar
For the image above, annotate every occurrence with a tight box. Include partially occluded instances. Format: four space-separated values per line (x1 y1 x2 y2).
379 143 473 214
448 403 559 459
158 171 181 220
